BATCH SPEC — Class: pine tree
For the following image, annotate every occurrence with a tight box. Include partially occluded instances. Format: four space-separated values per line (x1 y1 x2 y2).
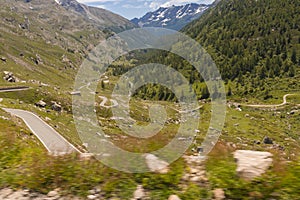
201 85 209 99
291 49 297 64
227 84 232 96
289 65 295 77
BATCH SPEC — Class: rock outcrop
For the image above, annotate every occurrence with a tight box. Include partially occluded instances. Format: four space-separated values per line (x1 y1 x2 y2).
213 188 225 200
3 71 18 82
144 153 169 174
234 150 273 180
35 100 47 107
181 155 208 184
133 185 145 200
51 101 62 112
168 194 181 200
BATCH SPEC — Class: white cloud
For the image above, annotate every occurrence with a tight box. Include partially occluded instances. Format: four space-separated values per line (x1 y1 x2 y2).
96 4 106 9
149 1 162 10
122 4 144 8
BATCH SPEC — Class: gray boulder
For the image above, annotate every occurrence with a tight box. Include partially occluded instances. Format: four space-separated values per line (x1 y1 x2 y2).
213 188 225 200
133 185 145 200
144 153 169 174
3 71 17 82
234 150 273 180
51 102 62 112
35 100 47 107
168 195 181 200
0 56 7 62
263 136 273 144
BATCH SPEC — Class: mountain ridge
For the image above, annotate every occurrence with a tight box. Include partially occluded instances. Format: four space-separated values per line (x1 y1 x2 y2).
131 3 210 30
53 0 136 32
0 0 135 88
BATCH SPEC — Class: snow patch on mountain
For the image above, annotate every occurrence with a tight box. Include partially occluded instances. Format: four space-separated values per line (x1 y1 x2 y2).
54 0 62 5
131 3 210 30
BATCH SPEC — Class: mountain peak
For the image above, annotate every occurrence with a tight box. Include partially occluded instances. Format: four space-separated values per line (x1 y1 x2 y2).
131 3 210 30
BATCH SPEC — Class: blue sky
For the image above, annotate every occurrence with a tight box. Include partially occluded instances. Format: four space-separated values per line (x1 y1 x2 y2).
77 0 214 19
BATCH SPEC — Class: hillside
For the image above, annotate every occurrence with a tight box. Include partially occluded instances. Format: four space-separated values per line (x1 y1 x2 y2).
126 0 300 100
131 3 210 30
54 0 136 32
183 0 300 90
0 0 300 199
0 0 135 89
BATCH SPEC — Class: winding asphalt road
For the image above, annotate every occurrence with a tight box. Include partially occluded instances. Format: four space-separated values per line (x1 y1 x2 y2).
3 108 80 155
0 86 81 154
0 86 30 93
99 95 118 108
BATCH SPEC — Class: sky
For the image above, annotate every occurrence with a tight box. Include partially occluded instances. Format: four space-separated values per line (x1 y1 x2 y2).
77 0 215 19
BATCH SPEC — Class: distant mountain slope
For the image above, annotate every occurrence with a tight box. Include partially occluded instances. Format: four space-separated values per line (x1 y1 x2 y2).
183 0 300 82
131 3 210 30
121 0 299 100
0 0 135 88
54 0 136 32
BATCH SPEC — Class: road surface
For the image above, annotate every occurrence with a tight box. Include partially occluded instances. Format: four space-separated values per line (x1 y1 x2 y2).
2 108 80 155
98 95 118 108
242 94 297 108
0 86 30 93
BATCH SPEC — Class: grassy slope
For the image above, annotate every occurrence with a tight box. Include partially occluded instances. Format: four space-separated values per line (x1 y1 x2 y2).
0 0 299 199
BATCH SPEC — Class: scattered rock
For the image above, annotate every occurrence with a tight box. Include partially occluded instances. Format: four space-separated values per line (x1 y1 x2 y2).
0 188 13 198
70 91 81 96
213 188 225 200
35 100 47 107
190 176 201 182
168 194 181 200
6 191 25 199
35 54 43 64
196 146 204 153
234 150 273 180
51 101 62 112
254 140 261 145
47 190 59 197
87 194 98 200
3 71 18 82
289 110 299 115
0 56 7 62
263 136 273 144
62 55 75 68
80 153 94 160
88 189 96 195
144 154 169 174
182 155 207 184
190 168 199 174
30 54 43 65
133 185 145 200
19 23 28 29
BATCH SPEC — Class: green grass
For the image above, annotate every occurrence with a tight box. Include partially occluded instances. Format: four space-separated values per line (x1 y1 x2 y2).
0 70 300 199
206 142 300 199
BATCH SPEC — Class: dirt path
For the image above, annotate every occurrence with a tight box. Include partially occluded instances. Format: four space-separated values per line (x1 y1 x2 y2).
242 94 298 108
